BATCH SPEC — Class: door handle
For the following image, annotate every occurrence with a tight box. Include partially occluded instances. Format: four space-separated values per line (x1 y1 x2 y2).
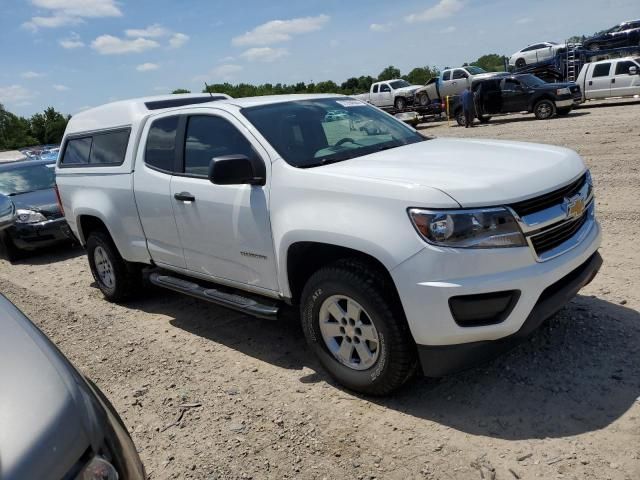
174 192 196 202
611 78 615 83
588 81 593 85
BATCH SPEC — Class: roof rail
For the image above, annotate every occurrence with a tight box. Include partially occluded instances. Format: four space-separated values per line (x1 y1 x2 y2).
144 95 227 110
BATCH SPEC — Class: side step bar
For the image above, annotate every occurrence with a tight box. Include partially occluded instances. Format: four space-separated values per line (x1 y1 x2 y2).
148 272 279 320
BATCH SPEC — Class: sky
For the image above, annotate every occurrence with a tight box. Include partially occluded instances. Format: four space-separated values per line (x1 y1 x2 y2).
1 0 638 117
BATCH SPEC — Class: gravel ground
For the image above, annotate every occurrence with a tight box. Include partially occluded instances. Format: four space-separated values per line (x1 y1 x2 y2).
1 99 639 480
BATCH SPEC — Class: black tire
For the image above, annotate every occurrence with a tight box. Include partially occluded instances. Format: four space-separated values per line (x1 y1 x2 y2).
0 232 24 263
515 58 526 68
86 230 141 302
417 93 430 107
587 42 600 52
534 99 556 120
556 107 572 115
300 259 417 396
478 115 491 123
455 109 466 127
394 97 406 111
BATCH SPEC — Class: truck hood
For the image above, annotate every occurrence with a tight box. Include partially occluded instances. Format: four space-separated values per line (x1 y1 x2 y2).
396 85 422 95
319 138 585 207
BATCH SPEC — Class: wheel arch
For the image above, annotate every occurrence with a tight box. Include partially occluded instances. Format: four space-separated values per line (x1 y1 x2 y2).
529 94 555 112
285 241 403 307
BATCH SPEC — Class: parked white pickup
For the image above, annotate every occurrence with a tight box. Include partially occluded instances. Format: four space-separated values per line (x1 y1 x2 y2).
576 56 640 101
354 79 422 110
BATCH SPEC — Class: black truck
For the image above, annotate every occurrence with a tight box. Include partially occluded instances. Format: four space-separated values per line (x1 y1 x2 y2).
449 74 582 126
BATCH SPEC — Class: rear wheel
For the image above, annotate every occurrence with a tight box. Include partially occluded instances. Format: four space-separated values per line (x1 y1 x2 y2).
394 97 406 111
587 42 600 52
300 260 417 395
455 109 466 127
534 99 556 120
86 231 142 302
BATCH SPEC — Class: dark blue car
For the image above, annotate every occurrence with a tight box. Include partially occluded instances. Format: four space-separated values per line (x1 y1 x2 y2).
0 159 73 261
583 19 640 51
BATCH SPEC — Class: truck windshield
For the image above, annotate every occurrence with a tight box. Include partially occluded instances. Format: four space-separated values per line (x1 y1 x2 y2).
388 80 411 89
0 163 56 196
465 66 486 75
242 98 426 168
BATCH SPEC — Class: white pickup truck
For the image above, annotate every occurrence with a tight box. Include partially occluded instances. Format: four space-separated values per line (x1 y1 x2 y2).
56 93 602 395
354 79 422 110
576 56 640 101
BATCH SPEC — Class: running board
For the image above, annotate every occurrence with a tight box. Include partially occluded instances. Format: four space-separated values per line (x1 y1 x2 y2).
148 272 279 320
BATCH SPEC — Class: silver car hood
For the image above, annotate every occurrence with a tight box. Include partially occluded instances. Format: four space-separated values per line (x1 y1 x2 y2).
0 296 90 480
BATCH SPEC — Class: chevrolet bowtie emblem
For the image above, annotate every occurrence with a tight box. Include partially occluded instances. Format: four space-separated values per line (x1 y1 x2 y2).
564 195 586 219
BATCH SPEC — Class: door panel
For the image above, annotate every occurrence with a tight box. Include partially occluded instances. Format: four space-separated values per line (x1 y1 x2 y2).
612 60 640 96
133 115 185 268
170 111 279 292
501 80 528 112
379 84 393 106
588 63 612 99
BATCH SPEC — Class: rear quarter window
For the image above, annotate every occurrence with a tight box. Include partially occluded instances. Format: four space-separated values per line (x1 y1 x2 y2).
145 116 180 172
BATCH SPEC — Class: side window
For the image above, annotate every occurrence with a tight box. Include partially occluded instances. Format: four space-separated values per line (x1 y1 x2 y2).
615 61 636 75
184 116 254 177
452 69 467 80
592 63 612 78
372 84 379 93
89 129 130 165
61 137 91 165
145 116 179 172
503 79 521 90
380 84 391 93
442 71 451 81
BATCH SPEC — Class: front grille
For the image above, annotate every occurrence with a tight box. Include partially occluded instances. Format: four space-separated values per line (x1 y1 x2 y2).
530 209 589 255
510 173 588 217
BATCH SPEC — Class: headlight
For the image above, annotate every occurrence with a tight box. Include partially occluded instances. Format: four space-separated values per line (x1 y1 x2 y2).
408 207 526 248
76 456 119 480
556 87 571 95
15 209 47 224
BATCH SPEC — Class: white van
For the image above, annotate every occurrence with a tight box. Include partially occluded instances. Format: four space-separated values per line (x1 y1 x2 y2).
576 57 640 101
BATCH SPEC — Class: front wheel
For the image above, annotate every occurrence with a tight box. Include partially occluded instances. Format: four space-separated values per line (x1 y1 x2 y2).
300 260 417 395
394 97 406 111
515 58 526 68
455 109 466 127
534 99 556 120
587 43 600 52
86 231 141 302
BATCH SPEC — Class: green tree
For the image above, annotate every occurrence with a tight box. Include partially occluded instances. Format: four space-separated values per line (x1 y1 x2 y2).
0 104 38 150
378 65 401 81
172 88 191 94
404 66 439 85
30 107 69 144
470 54 507 72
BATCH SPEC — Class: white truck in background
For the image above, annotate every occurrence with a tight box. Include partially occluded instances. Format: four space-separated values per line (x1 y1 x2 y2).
56 93 601 395
354 79 422 110
576 56 640 101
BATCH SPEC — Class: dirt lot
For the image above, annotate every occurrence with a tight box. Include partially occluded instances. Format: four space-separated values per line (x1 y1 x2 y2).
1 100 639 480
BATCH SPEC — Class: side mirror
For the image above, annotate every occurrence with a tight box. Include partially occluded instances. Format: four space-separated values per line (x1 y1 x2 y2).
0 194 16 230
208 154 266 186
629 66 638 75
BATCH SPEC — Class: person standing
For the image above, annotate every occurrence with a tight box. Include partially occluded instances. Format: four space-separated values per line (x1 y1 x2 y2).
461 86 475 128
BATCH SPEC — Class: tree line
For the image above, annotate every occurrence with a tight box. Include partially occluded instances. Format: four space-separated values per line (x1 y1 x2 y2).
175 54 507 98
0 104 69 150
1 54 506 151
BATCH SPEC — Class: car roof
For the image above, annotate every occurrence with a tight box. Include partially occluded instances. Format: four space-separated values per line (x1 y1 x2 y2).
0 158 54 171
64 93 345 136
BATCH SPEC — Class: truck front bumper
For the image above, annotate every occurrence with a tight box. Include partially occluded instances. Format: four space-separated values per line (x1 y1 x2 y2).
390 219 601 376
